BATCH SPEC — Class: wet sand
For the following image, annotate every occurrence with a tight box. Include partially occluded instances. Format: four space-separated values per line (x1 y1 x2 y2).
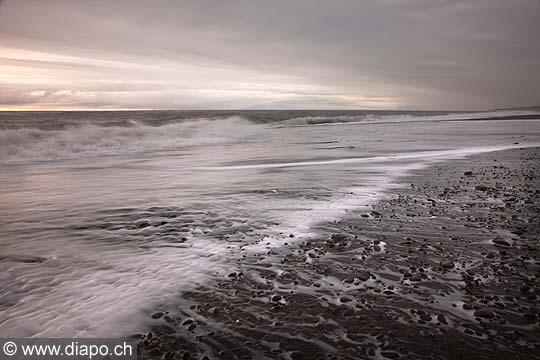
138 146 540 360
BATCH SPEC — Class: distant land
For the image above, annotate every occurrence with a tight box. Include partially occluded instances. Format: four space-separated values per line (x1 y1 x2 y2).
495 106 540 112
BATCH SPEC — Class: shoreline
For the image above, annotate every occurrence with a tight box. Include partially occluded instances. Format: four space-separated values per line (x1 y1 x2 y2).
141 146 539 359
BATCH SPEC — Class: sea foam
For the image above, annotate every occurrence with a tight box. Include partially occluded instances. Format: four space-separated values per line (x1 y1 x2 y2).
0 116 260 165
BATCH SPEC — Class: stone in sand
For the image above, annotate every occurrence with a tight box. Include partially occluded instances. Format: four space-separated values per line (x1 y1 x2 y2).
437 314 448 325
440 259 454 269
150 312 164 319
493 238 511 247
357 273 370 281
474 308 496 319
475 185 489 191
331 233 349 242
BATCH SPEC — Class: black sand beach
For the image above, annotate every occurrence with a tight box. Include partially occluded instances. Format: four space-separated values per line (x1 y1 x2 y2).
139 146 540 360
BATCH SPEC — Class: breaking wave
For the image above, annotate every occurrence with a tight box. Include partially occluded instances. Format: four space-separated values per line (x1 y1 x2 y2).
277 110 539 127
2 110 538 165
0 116 260 164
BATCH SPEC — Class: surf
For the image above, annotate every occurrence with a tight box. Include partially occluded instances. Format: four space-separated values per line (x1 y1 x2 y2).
0 116 260 165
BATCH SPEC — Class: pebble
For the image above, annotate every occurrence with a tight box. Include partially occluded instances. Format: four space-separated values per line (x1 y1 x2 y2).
493 238 511 247
440 259 454 269
331 233 349 242
358 273 370 281
437 314 448 325
150 312 164 319
474 308 496 319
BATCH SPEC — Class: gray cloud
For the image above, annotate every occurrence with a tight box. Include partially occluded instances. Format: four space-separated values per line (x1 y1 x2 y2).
0 0 539 109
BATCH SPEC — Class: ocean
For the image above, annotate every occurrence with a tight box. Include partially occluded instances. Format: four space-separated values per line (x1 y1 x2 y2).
1 109 539 337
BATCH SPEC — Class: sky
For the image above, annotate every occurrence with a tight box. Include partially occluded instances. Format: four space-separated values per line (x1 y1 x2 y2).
0 0 539 111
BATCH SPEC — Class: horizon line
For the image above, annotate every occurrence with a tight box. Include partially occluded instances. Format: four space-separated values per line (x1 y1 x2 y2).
0 107 502 113
1 104 538 113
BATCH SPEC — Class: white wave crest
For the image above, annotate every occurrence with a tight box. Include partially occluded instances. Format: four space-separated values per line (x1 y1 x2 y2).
278 110 539 127
0 116 260 164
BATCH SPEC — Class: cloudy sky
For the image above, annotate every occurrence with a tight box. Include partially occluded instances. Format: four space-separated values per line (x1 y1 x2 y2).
0 0 539 110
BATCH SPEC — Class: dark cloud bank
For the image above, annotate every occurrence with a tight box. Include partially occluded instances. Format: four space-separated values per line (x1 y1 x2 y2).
0 0 539 109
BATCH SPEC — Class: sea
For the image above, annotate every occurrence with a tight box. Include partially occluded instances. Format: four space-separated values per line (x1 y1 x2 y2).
1 109 539 337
